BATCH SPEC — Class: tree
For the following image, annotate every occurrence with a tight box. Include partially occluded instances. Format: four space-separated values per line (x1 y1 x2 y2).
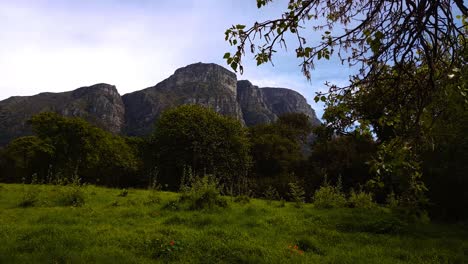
29 112 139 186
150 105 251 193
225 0 467 85
248 113 312 196
0 136 54 183
225 0 468 219
308 130 376 194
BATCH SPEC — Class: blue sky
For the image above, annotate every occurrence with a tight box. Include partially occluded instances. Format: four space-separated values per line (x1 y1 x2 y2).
0 0 354 118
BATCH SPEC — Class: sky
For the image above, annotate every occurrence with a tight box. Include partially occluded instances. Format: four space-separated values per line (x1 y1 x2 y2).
0 0 354 119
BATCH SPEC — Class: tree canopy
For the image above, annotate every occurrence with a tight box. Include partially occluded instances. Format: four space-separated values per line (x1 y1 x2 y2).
150 105 251 192
225 0 467 85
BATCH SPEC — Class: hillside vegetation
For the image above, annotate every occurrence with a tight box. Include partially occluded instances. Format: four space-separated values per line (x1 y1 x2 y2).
0 183 466 264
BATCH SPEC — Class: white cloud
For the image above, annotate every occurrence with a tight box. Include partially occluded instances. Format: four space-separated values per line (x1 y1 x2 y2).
0 0 354 121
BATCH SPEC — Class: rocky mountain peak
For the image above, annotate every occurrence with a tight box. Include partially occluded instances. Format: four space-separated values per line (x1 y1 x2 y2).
261 87 321 127
171 62 238 95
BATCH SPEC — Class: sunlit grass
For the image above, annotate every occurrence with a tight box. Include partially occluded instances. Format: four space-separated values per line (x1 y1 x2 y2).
0 183 466 263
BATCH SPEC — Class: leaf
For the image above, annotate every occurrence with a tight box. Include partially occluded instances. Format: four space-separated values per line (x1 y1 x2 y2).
223 52 231 59
231 62 238 71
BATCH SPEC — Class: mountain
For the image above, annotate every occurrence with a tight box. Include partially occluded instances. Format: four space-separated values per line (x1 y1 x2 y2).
0 83 124 146
237 80 321 127
122 63 243 136
0 63 320 145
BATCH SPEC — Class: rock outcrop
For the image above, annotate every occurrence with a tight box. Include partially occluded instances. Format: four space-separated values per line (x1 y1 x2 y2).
237 80 321 127
0 83 125 145
236 80 277 126
261 87 321 127
122 63 243 136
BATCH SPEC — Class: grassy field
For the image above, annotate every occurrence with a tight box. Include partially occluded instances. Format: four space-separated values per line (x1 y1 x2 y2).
0 183 466 263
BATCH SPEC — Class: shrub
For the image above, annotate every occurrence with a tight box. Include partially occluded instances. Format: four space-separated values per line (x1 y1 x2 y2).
348 189 375 209
288 181 305 208
313 185 346 209
180 175 228 210
263 186 280 204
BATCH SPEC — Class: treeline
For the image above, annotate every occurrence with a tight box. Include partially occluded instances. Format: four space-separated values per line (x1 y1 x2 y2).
0 99 466 219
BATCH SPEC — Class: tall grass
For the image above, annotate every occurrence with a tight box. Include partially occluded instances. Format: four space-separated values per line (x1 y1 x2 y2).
0 183 466 263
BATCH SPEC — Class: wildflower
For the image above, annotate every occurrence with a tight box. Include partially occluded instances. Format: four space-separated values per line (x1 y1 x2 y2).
170 240 175 246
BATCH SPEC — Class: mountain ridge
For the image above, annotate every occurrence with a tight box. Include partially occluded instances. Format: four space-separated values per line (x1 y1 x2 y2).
0 62 321 145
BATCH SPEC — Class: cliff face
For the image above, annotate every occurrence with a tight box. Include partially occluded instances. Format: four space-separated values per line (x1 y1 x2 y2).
237 81 321 127
122 63 243 136
236 80 277 126
261 87 322 127
0 62 321 145
0 83 125 145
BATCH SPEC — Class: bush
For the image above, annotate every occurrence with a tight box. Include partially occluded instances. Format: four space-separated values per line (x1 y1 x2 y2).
179 175 228 210
348 189 375 209
288 181 305 208
263 186 280 203
313 185 346 209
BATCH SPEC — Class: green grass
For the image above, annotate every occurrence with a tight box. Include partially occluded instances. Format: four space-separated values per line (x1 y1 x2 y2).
0 183 466 263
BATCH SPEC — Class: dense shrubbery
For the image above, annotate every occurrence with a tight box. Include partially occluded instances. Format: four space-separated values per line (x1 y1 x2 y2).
312 185 347 209
178 175 228 210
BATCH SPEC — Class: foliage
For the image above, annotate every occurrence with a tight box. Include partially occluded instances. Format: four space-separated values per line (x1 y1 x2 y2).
225 0 466 84
288 180 305 208
0 136 54 183
151 105 251 193
313 180 346 209
368 139 428 206
224 0 468 222
249 113 311 197
16 112 140 187
179 175 228 210
263 185 280 203
308 130 376 193
348 189 375 209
